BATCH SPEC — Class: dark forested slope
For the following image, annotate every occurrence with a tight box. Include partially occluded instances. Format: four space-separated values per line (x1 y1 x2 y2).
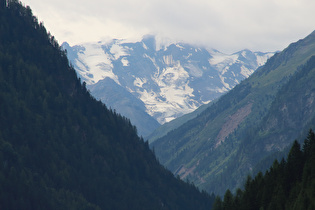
213 129 315 210
0 1 214 209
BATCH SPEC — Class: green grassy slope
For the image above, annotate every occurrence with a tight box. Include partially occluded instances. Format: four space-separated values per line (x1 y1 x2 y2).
151 30 315 195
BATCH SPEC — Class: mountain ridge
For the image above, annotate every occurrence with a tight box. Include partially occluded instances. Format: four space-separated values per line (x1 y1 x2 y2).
151 30 315 195
63 38 273 136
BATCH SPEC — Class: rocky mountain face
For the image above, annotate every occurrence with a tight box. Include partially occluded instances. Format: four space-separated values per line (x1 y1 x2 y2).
62 37 273 137
151 30 315 195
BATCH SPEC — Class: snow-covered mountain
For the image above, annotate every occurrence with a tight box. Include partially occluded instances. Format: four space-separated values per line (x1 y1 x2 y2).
62 36 273 136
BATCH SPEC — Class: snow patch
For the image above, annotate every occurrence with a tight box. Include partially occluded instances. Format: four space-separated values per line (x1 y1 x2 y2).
185 64 203 77
76 43 120 85
142 42 148 50
207 86 229 94
110 44 129 60
176 44 184 49
184 53 192 59
163 55 175 66
134 77 147 88
202 100 212 104
144 54 160 71
255 52 273 66
219 75 231 90
240 66 253 78
241 51 247 58
121 57 129 66
209 52 238 70
137 64 199 124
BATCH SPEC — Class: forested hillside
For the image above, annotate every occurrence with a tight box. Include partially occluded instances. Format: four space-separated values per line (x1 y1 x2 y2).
213 129 315 210
0 1 215 209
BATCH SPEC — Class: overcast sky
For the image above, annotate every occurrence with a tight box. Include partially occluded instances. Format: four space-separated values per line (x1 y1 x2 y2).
22 0 315 53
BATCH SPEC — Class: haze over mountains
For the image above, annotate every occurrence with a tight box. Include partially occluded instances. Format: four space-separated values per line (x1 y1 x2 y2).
62 38 273 137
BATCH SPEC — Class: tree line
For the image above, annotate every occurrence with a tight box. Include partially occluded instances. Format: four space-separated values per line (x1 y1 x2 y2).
213 129 315 210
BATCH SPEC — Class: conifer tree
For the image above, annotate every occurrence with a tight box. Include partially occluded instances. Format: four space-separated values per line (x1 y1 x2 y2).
214 129 315 210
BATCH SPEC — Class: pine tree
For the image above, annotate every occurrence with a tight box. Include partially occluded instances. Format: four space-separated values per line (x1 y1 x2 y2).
222 189 234 210
213 129 315 210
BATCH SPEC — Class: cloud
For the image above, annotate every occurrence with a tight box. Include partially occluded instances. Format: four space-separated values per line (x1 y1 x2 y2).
22 0 315 53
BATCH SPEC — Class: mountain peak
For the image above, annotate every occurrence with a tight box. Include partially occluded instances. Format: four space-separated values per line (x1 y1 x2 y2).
64 38 274 135
141 34 156 51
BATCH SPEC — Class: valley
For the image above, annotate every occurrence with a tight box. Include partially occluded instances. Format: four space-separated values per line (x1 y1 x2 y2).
2 0 315 209
63 27 315 197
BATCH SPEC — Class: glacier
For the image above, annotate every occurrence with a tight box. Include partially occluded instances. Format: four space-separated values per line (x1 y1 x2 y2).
62 36 274 136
